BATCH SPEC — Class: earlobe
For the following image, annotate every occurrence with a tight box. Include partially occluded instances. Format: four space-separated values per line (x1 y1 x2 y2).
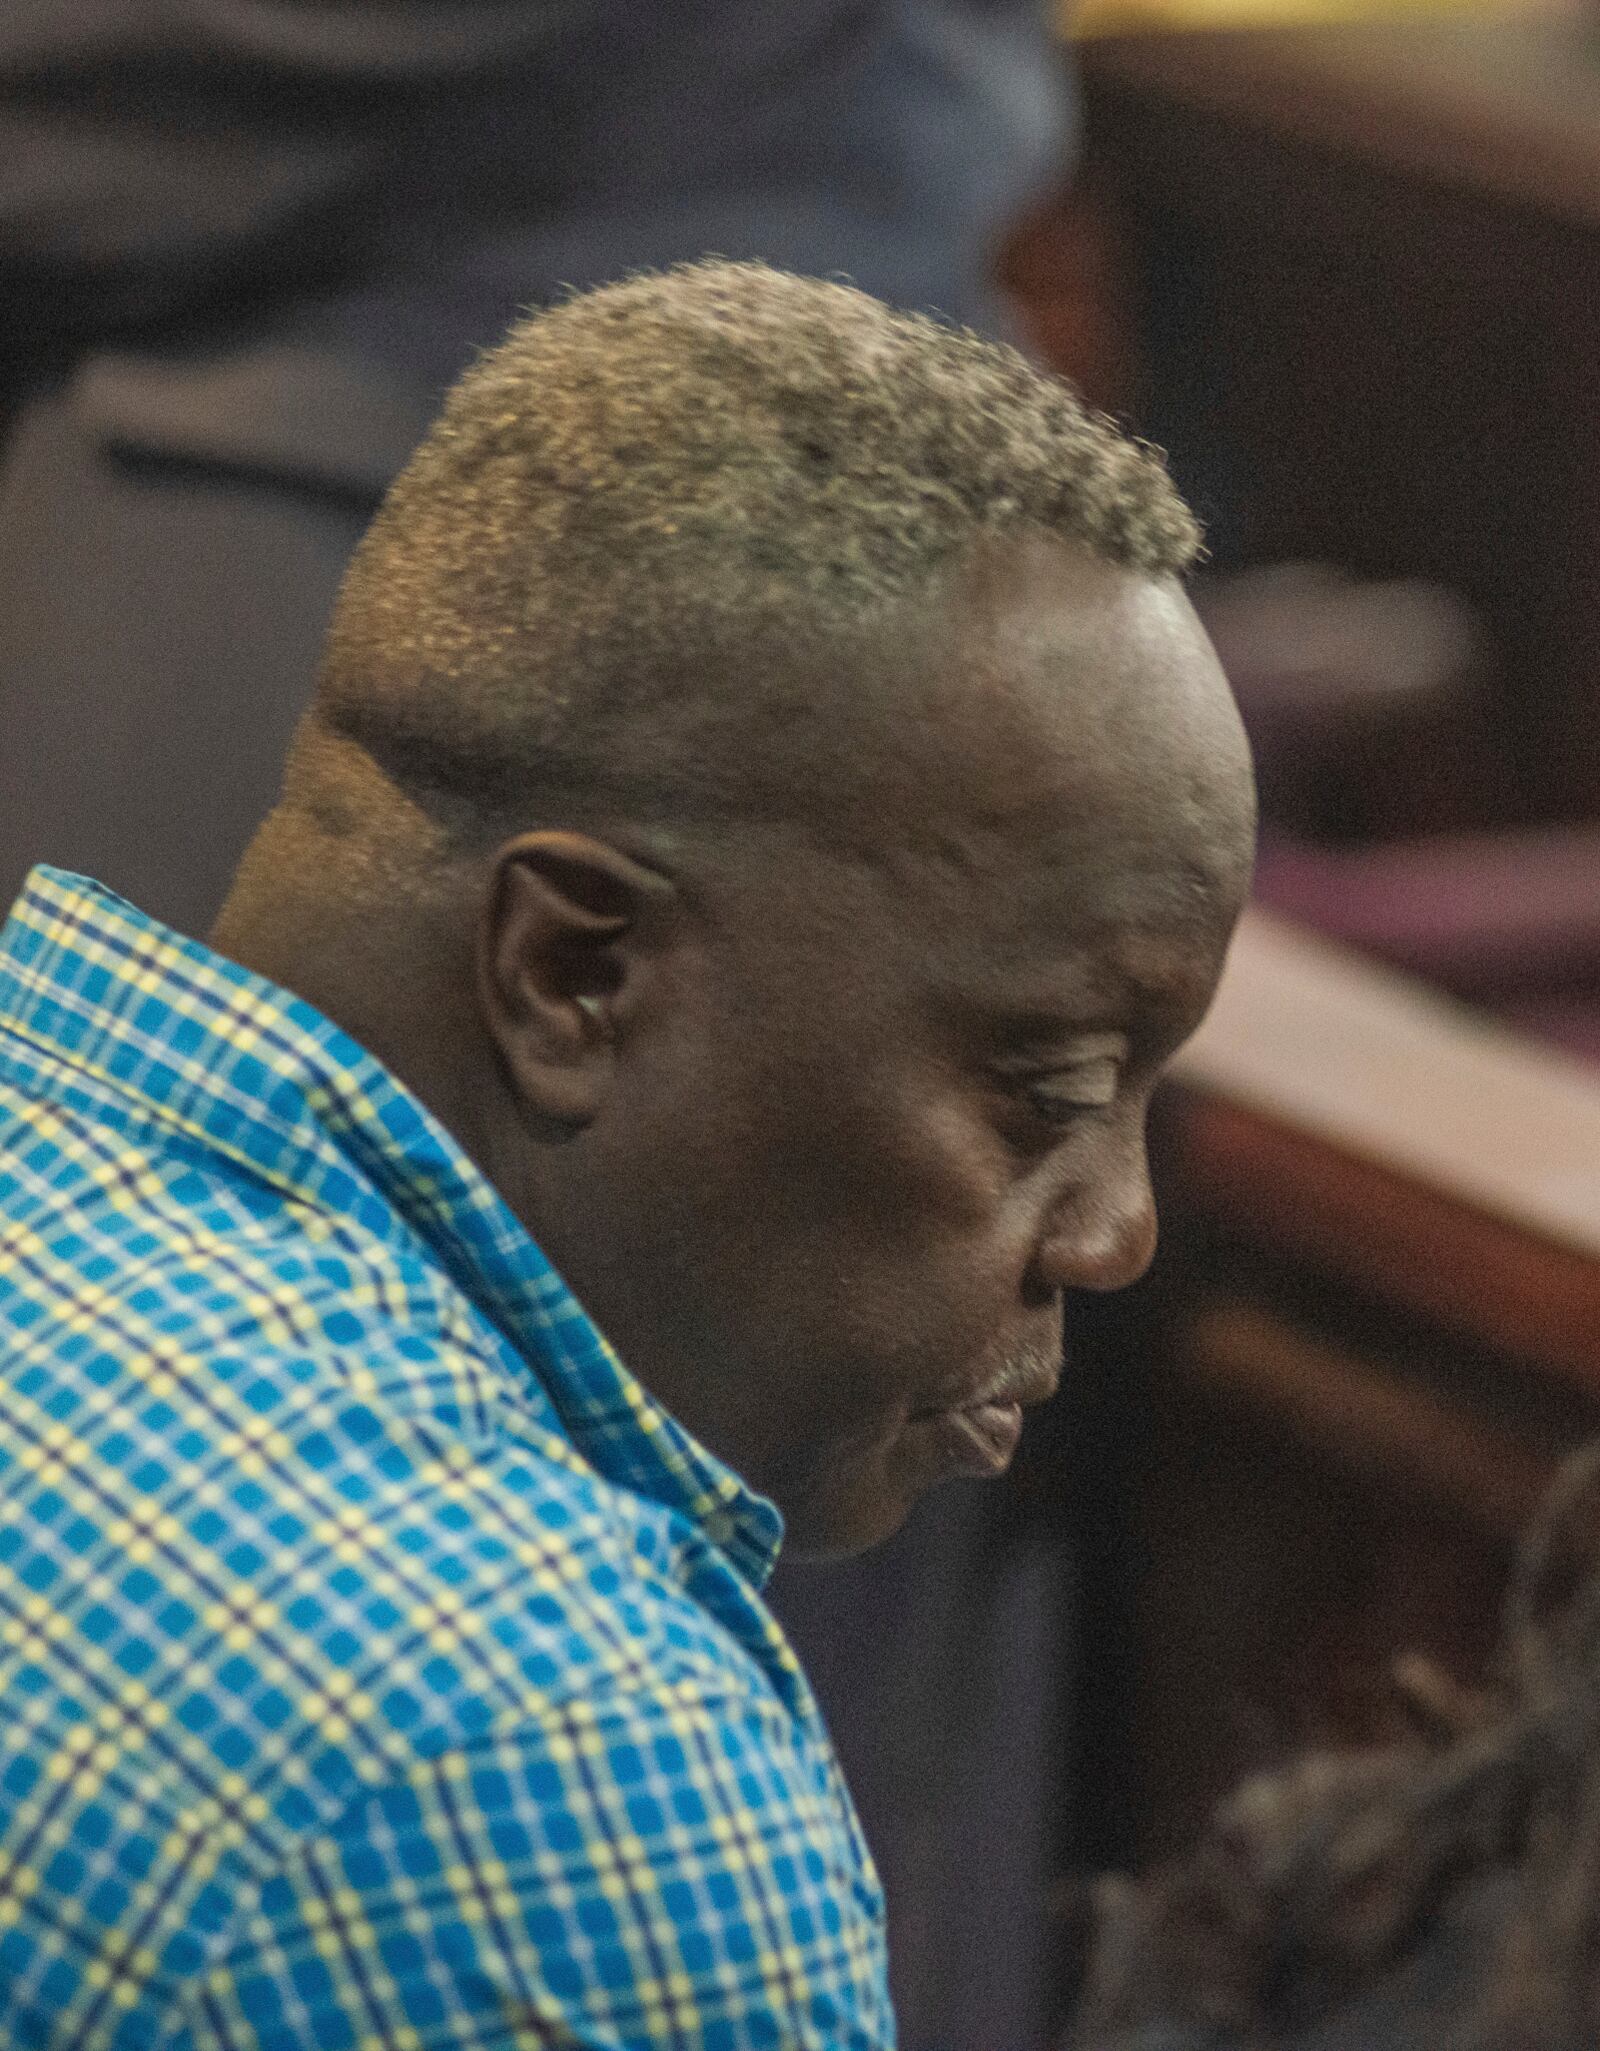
476 832 666 1133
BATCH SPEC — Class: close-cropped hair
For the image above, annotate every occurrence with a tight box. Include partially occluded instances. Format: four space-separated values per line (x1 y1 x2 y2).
1069 1440 1600 2051
298 259 1200 845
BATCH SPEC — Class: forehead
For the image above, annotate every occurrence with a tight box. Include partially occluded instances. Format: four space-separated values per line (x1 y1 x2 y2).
902 832 1246 1054
855 539 1255 1007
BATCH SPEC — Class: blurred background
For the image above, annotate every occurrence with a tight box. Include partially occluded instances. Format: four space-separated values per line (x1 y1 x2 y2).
5 0 1600 2044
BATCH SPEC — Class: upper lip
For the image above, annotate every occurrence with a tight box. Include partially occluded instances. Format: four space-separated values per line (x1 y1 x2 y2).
970 1370 1058 1412
914 1361 1061 1420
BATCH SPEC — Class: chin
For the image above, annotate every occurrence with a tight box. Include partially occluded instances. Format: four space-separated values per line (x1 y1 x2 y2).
774 1390 1030 1559
783 1512 910 1564
775 1455 925 1563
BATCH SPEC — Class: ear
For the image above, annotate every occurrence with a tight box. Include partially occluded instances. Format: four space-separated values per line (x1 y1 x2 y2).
476 831 675 1135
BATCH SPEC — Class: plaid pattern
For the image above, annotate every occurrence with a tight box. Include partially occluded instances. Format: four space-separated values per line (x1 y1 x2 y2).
0 868 892 2051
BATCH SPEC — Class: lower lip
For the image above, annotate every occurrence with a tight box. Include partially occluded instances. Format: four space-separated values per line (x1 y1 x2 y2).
921 1400 1025 1479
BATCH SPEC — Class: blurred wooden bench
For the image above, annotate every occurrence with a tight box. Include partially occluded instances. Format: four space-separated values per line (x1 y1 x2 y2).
1067 908 1600 1866
1003 13 1600 834
1173 905 1600 1403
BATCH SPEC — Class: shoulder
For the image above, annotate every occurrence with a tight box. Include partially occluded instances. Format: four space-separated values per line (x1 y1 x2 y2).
183 1367 884 2037
181 1679 889 2051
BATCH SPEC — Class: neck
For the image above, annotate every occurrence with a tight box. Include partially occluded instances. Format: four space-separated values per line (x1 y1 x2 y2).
213 816 497 1168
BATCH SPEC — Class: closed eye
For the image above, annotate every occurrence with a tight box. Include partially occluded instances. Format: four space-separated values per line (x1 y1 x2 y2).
1020 1056 1122 1124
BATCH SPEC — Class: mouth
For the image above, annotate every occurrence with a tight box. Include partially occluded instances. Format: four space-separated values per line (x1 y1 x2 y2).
921 1398 1027 1478
906 1320 1066 1484
906 1352 1060 1481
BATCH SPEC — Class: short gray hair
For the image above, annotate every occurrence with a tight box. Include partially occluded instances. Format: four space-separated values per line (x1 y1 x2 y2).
306 260 1201 841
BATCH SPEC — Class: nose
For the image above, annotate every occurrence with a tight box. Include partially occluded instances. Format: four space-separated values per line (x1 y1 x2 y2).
1028 1133 1159 1296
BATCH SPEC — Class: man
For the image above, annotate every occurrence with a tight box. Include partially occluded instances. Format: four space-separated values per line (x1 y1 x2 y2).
1 17 1074 2035
0 263 1254 2047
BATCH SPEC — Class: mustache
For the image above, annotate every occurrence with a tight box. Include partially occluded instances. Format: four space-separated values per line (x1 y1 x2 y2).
908 1319 1063 1418
977 1333 1064 1409
903 1310 1066 1420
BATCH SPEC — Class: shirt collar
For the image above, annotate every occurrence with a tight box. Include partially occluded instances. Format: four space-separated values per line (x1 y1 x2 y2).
0 867 783 1586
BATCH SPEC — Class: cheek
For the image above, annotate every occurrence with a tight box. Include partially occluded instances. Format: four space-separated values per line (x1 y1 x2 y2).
614 1012 1032 1360
811 1071 1016 1229
786 1081 1007 1253
755 1099 1034 1370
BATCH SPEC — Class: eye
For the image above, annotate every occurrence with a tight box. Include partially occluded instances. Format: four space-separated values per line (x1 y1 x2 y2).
1019 1057 1122 1126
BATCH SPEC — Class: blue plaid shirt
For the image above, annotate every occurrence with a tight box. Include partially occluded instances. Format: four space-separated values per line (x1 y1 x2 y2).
0 868 892 2051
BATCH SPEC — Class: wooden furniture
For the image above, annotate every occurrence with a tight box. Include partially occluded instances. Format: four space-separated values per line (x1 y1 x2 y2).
995 26 1600 1894
1003 15 1600 827
1063 910 1600 1871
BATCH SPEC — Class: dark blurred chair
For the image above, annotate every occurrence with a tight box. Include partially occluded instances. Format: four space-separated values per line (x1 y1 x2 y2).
1191 564 1600 1068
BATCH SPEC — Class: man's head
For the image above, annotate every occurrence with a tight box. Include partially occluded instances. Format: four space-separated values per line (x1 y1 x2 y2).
217 262 1255 1557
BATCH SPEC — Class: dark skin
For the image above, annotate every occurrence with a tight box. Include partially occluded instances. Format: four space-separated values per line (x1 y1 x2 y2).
221 534 1255 1558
